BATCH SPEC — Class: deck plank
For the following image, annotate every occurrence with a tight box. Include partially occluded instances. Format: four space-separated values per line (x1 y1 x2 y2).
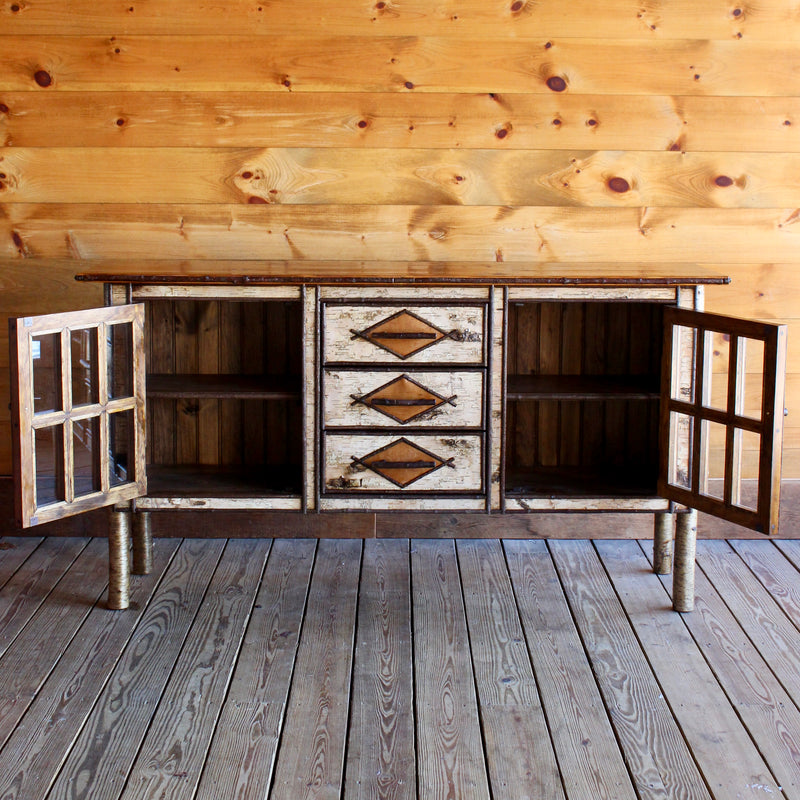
457 539 565 800
678 541 800 797
345 539 415 800
549 539 712 800
45 538 227 800
195 538 316 800
730 540 800 630
119 539 271 800
0 537 797 800
0 537 89 658
412 539 490 800
597 539 784 800
505 539 638 800
0 538 109 750
0 539 179 800
0 537 45 589
269 538 362 800
697 541 800 700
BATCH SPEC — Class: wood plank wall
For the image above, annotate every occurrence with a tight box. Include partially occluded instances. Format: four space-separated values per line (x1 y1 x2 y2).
1 0 799 478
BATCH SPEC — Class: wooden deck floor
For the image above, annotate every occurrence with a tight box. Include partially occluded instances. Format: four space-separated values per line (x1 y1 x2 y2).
1 536 800 799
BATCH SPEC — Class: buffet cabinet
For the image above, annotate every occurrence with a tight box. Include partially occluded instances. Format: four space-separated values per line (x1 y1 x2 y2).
9 276 787 611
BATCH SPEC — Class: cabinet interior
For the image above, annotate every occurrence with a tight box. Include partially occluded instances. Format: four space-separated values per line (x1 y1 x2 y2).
505 301 665 498
143 299 303 497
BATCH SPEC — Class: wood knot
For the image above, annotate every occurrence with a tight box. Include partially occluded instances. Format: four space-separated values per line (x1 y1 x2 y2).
404 81 415 90
546 76 567 92
607 177 630 193
714 175 734 187
510 0 525 11
34 70 52 88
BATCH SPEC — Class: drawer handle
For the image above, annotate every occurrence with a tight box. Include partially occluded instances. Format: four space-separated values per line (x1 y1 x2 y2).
370 459 438 469
368 332 438 340
370 398 437 407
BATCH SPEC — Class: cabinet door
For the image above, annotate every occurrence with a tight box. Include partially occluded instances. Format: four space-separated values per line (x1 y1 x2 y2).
9 305 147 527
658 307 787 534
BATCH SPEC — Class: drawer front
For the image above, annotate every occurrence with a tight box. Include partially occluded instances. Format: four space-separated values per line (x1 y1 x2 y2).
323 304 486 365
323 434 484 493
323 370 484 428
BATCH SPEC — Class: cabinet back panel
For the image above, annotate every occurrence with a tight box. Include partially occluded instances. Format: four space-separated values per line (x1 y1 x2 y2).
145 299 302 470
506 302 663 486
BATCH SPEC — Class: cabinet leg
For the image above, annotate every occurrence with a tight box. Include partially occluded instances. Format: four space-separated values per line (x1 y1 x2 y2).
108 508 131 611
653 512 675 575
132 511 153 575
673 508 698 613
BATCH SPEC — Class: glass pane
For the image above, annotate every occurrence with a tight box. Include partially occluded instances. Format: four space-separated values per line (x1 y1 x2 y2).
668 411 693 490
108 409 134 487
32 333 62 414
733 429 761 511
71 328 99 407
740 337 764 421
670 325 696 403
107 322 134 400
700 419 726 501
73 417 101 497
703 330 728 412
35 426 64 507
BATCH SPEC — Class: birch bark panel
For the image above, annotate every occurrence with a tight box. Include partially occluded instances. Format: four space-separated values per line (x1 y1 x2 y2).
323 370 484 429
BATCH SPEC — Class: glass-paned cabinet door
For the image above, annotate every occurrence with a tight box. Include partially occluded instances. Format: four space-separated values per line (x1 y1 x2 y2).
659 307 787 534
9 305 146 527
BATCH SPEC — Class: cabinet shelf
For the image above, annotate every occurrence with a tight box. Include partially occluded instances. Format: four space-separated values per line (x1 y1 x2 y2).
146 373 301 400
505 466 658 498
146 464 301 498
507 374 660 401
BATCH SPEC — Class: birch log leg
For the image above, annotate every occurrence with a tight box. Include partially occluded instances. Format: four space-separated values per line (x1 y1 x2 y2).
653 512 675 575
132 511 153 575
108 507 131 611
673 508 698 613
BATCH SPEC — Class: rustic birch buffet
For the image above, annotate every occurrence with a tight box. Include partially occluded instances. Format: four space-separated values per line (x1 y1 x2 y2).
9 268 787 613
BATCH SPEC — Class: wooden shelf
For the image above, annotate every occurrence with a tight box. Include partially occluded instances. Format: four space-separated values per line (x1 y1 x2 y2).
507 374 660 401
146 373 301 400
505 466 658 499
146 464 302 498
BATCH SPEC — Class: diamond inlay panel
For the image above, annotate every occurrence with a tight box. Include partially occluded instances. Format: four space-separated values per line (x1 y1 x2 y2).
353 310 453 360
351 438 454 488
353 374 456 424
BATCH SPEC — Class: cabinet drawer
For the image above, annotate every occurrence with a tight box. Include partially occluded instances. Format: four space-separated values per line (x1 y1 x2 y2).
323 434 484 493
323 304 486 365
323 370 484 428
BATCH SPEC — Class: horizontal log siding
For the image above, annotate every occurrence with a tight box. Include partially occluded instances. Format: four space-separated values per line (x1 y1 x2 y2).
1 3 798 478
